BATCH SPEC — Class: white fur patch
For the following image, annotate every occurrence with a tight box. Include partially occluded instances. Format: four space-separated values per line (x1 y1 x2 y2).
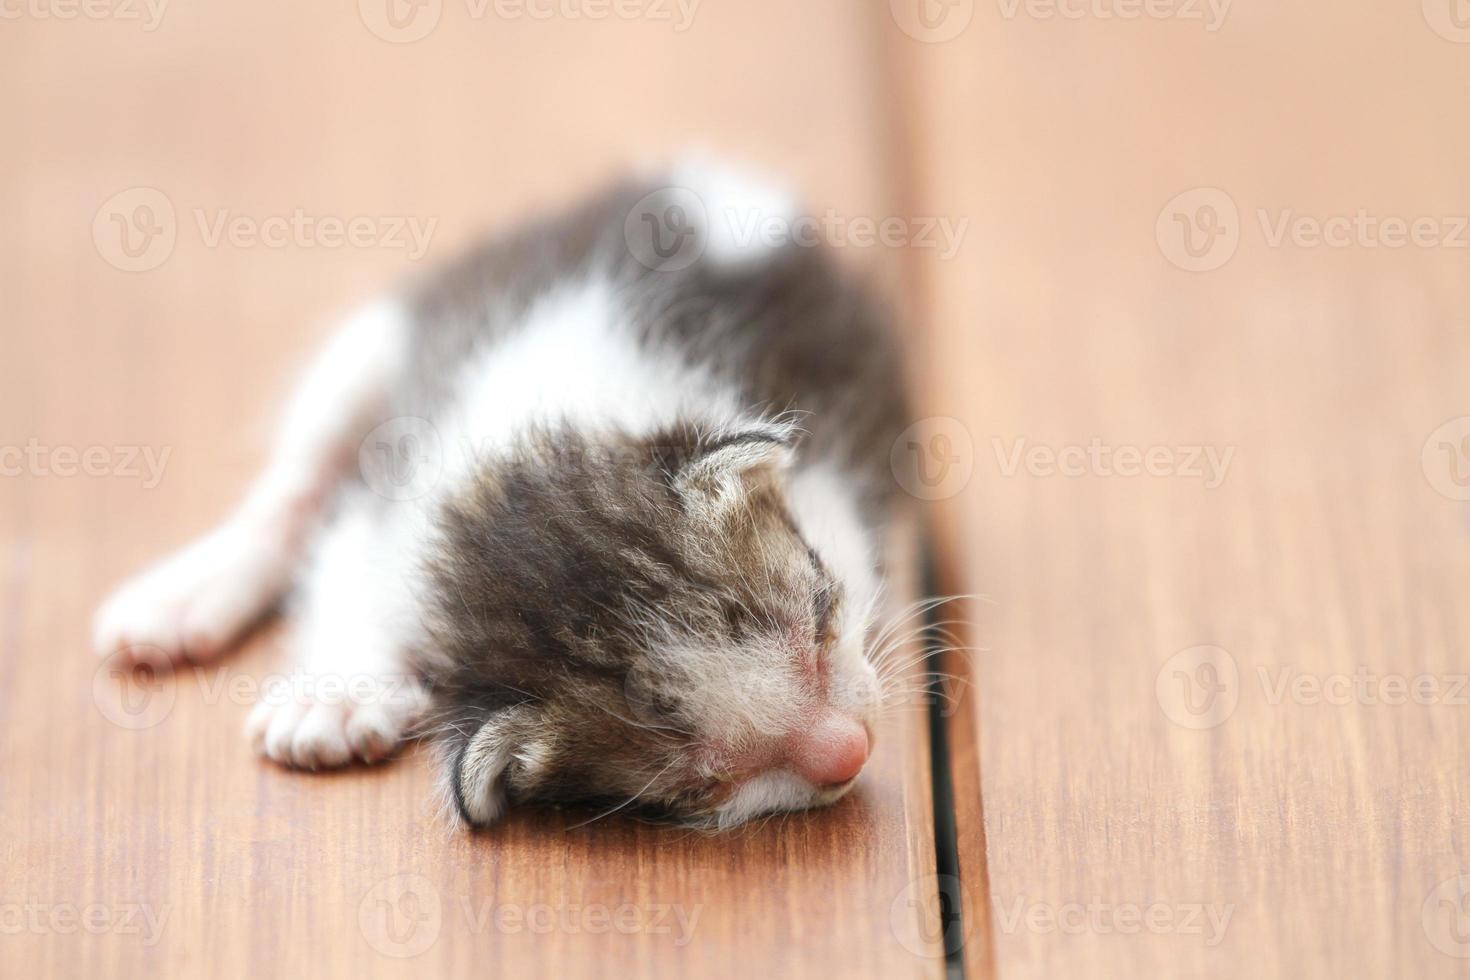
435 276 750 488
92 520 297 666
786 462 883 716
715 770 835 829
246 495 428 769
670 159 799 267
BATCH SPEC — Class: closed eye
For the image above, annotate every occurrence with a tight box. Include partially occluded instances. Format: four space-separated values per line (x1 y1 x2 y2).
813 584 837 647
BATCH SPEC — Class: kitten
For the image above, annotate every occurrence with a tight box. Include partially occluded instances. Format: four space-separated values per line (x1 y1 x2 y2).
93 163 911 829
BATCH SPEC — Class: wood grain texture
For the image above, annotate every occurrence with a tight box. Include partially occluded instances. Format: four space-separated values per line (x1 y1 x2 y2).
0 5 943 977
892 1 1470 977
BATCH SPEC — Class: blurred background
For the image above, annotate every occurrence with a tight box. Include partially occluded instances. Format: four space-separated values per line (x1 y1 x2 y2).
4 2 1470 978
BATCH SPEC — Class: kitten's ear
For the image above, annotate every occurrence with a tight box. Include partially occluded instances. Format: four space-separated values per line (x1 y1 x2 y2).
673 424 796 509
452 704 540 827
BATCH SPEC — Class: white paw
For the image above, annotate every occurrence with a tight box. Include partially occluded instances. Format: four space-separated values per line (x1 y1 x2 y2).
245 675 425 769
93 523 291 667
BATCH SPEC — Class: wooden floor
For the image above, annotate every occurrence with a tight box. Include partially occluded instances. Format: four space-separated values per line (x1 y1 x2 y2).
3 2 1469 977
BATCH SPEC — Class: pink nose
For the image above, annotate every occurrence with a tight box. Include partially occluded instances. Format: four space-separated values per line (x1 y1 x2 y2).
790 713 870 787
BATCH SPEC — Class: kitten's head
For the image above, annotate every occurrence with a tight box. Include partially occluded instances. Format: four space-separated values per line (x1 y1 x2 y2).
420 419 883 830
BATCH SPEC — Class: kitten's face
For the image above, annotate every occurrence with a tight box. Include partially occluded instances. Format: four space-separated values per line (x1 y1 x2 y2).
422 423 882 830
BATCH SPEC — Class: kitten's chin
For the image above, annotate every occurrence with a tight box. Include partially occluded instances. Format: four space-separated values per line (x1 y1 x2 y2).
707 769 858 830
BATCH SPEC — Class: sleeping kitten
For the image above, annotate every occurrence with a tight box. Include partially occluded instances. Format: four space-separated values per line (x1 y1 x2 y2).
93 163 911 829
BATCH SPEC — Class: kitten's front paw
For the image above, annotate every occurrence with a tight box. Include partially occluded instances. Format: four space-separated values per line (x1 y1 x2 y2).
245 676 425 770
93 525 290 667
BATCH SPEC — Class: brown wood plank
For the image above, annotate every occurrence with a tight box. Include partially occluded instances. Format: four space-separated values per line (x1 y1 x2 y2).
892 1 1470 977
0 6 944 977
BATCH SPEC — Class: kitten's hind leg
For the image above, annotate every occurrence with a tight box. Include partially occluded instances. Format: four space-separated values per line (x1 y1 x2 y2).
93 299 411 667
245 496 428 769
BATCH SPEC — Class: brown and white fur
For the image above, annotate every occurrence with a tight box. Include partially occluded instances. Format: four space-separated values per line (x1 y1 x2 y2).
93 163 911 830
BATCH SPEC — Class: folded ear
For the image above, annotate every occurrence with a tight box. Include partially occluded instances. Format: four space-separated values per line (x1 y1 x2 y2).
673 424 795 512
452 704 540 826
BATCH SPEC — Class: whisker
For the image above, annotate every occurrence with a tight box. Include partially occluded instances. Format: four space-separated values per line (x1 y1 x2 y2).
566 756 680 830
